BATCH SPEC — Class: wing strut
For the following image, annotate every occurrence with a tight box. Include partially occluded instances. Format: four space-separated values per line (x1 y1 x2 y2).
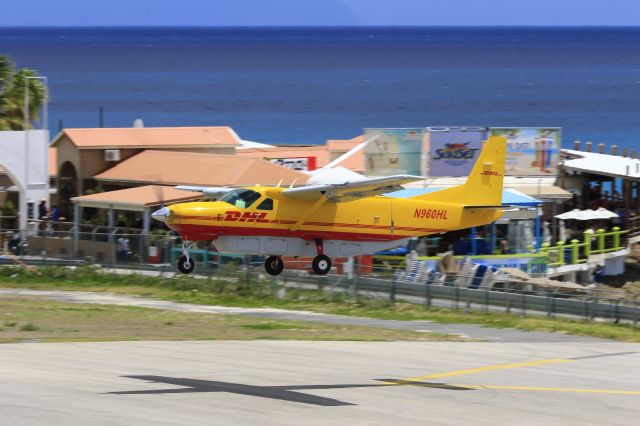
289 196 328 231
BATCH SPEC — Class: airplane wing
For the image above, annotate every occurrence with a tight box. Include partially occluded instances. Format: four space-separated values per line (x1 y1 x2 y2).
281 175 425 202
174 185 234 199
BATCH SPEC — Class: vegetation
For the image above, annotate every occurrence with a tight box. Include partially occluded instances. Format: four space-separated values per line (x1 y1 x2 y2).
0 296 454 343
0 55 47 131
0 265 638 342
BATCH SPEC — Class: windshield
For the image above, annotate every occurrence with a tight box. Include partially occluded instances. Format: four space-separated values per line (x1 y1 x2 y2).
218 189 262 209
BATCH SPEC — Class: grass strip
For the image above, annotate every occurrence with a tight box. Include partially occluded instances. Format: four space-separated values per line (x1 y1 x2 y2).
0 265 638 342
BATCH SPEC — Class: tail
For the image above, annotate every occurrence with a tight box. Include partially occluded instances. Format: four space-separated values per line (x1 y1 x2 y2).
414 136 506 206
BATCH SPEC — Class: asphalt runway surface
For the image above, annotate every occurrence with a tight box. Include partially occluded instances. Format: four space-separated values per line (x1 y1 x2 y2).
1 340 639 425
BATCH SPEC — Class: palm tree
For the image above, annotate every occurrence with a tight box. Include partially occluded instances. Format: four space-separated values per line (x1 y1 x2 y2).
0 55 47 130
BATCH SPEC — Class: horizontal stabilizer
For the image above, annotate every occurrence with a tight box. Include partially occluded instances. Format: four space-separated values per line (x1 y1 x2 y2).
463 205 503 209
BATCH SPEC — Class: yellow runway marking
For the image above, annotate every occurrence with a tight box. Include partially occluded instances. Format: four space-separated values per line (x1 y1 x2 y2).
387 358 572 384
381 356 640 396
455 385 640 395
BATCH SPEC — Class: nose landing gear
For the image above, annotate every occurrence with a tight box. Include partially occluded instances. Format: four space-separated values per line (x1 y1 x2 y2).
177 241 195 274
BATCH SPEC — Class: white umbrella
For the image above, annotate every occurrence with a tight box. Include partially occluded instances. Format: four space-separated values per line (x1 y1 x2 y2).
555 209 582 220
593 207 619 219
555 208 617 221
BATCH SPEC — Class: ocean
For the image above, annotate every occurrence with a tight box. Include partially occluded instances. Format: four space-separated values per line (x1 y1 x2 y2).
1 27 639 149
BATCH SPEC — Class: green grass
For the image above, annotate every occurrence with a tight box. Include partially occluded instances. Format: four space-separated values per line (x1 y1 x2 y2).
0 296 456 344
0 265 638 342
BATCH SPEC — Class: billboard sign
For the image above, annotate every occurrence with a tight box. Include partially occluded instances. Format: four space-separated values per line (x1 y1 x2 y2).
489 127 561 176
268 157 316 171
428 129 485 177
364 128 423 176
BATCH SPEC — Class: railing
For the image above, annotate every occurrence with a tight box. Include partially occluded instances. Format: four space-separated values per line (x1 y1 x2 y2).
540 227 627 268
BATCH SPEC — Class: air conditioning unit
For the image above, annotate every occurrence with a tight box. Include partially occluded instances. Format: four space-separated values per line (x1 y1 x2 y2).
104 149 121 162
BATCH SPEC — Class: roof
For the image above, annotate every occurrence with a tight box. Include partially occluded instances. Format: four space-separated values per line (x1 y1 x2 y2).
94 150 309 186
238 139 276 149
517 185 572 200
236 145 331 168
330 147 364 172
385 188 542 207
562 149 640 181
326 135 365 152
51 127 241 149
70 185 202 211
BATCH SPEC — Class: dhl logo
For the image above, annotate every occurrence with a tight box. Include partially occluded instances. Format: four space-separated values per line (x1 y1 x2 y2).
224 211 269 223
432 142 480 160
414 208 449 220
479 170 501 176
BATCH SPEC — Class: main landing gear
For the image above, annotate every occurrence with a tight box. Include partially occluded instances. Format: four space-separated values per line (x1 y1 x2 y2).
262 239 332 276
311 238 331 275
264 256 284 276
177 241 195 274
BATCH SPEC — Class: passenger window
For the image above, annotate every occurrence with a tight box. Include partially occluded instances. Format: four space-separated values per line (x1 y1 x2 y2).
257 198 273 211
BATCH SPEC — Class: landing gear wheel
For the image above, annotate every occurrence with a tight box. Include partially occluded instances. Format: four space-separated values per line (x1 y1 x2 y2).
312 255 331 275
177 255 195 274
264 256 284 276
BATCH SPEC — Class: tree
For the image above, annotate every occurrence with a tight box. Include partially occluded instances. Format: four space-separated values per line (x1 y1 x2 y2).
0 55 47 131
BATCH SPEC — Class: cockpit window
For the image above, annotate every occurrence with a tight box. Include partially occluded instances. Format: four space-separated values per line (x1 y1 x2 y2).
219 189 262 209
257 198 273 210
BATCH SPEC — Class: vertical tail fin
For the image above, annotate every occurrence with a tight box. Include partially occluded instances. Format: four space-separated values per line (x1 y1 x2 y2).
413 136 507 206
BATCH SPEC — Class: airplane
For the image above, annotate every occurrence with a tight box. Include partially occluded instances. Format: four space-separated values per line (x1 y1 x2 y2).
151 136 507 276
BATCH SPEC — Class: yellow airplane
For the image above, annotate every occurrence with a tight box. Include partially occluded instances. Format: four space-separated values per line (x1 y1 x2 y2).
152 136 506 275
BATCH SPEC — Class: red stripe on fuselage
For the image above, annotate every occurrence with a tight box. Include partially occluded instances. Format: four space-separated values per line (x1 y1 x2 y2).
169 224 413 242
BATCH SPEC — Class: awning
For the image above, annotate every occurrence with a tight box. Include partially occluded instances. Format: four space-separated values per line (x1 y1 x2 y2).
71 185 202 212
516 185 572 201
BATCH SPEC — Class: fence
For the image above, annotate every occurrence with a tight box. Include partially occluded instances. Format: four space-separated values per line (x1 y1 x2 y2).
1 226 639 325
280 271 640 324
540 227 628 268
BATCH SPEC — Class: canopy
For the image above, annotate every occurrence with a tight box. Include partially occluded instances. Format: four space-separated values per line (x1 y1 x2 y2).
555 208 619 221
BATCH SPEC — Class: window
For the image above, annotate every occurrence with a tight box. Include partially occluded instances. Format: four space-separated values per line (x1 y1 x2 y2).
257 198 273 210
218 189 262 209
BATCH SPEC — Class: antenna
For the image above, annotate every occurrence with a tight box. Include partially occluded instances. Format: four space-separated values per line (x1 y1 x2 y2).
289 179 297 189
276 179 283 188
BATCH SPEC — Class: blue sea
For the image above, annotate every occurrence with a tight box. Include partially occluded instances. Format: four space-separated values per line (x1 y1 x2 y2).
1 27 639 149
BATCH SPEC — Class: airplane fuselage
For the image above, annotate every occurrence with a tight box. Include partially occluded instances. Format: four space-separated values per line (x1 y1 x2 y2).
162 187 501 258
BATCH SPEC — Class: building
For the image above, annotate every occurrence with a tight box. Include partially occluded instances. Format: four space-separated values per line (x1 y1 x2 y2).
51 126 242 217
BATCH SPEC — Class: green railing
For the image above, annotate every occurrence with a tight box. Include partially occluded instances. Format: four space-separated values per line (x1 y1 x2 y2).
540 227 627 268
375 226 630 272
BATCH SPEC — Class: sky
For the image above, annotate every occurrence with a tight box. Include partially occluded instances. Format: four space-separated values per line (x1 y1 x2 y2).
1 0 639 27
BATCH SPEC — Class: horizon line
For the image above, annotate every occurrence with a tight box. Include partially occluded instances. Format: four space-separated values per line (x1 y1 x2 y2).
2 25 640 29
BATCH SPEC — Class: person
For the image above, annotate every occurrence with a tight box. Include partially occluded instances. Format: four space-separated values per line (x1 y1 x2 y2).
117 236 130 263
593 265 604 284
38 198 48 219
49 205 60 222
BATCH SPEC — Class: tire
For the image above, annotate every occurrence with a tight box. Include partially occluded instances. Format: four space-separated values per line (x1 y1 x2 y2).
312 255 331 275
264 256 284 276
177 255 195 274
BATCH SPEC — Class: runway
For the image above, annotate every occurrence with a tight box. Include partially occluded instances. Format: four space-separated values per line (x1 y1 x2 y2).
1 340 638 425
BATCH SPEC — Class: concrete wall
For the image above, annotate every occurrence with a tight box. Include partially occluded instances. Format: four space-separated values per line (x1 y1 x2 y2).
0 130 50 229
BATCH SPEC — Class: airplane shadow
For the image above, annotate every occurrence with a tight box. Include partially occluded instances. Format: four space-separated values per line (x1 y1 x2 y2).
108 375 473 406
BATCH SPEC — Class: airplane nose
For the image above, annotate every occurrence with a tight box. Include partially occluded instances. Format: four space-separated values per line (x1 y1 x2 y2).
151 206 170 223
